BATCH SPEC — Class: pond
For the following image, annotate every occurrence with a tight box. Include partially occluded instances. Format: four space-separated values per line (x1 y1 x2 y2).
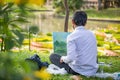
25 12 120 33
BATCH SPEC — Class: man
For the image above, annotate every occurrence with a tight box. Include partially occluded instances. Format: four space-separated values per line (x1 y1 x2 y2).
50 11 98 77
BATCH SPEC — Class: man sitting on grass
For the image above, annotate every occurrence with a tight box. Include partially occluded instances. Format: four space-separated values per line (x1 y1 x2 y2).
49 11 98 77
26 11 98 77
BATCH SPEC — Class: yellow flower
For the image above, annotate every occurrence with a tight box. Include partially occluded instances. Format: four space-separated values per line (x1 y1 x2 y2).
0 0 4 5
23 76 32 80
34 67 51 80
29 0 45 6
13 0 28 5
13 0 45 6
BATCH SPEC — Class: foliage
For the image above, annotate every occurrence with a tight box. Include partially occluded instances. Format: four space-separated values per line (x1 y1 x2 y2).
52 0 83 14
0 51 51 80
0 0 45 51
0 51 120 80
34 67 51 80
85 8 120 19
95 25 120 56
22 35 53 49
29 25 39 34
46 32 52 36
28 25 40 50
32 36 52 42
0 2 25 51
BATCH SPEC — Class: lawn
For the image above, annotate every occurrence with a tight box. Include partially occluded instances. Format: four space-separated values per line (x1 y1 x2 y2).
61 8 120 20
1 25 120 79
0 24 120 80
85 8 120 20
0 1 120 80
0 51 120 80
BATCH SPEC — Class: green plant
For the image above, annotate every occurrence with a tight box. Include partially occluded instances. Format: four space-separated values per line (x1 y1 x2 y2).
0 1 28 51
0 0 45 51
85 8 120 19
52 0 83 14
28 25 39 50
46 32 52 36
0 51 51 80
1 51 120 80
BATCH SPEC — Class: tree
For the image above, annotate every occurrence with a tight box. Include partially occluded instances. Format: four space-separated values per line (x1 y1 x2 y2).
98 0 102 10
63 0 69 32
53 0 83 32
53 0 83 14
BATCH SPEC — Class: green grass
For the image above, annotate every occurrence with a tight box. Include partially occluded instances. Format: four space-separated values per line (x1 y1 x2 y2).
65 8 120 20
0 51 120 80
84 8 120 20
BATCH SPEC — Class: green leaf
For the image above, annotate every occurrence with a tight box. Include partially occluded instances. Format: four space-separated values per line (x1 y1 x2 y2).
29 25 39 34
15 17 29 23
4 37 14 50
2 2 14 13
12 30 24 45
3 12 9 23
10 23 21 30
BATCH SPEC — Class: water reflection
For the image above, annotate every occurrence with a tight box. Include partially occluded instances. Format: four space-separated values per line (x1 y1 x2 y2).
26 13 120 33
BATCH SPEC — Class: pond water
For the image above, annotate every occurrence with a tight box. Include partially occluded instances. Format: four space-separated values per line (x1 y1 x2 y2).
24 12 120 33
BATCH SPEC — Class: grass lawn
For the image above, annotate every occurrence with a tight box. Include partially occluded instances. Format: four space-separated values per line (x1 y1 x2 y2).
0 51 120 80
1 26 120 79
61 8 120 20
85 8 120 20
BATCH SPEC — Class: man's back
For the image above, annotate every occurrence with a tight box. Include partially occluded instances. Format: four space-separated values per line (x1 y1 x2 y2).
67 26 98 76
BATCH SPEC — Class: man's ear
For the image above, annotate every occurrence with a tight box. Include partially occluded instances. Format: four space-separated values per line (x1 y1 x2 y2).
72 20 75 29
72 20 75 25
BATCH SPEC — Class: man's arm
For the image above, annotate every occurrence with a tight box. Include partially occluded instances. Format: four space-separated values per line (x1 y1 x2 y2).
60 40 76 63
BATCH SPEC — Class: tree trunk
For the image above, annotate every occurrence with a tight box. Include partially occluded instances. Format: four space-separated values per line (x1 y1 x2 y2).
98 0 102 10
63 0 69 32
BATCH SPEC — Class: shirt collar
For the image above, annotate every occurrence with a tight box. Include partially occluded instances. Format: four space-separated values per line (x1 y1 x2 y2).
75 26 85 30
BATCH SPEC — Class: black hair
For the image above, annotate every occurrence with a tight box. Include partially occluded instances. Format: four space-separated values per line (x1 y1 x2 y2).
72 11 87 26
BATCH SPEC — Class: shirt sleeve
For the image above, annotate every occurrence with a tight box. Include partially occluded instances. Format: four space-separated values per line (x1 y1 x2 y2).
61 40 76 63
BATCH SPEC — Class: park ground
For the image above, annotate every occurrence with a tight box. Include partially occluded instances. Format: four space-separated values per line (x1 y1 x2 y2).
0 8 120 80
